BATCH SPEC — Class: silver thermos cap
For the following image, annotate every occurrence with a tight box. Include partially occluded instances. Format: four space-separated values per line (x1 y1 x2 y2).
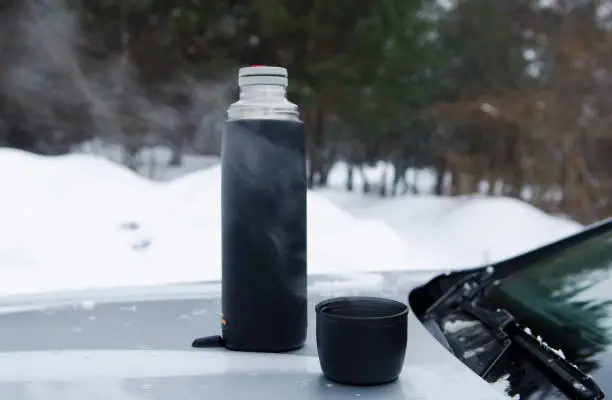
238 65 288 87
227 65 299 122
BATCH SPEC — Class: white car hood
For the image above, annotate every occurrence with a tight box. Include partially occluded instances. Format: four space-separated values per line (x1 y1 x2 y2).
0 271 511 400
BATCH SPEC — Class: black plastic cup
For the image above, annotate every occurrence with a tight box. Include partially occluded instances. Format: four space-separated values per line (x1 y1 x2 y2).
315 296 409 386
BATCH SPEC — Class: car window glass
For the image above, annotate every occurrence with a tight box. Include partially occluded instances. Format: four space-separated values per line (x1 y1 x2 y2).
490 231 612 350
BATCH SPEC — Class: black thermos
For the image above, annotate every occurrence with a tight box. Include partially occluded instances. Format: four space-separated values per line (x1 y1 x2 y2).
220 65 307 352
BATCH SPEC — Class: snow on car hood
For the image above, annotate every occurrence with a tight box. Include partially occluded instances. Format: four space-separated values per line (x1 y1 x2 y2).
0 350 507 400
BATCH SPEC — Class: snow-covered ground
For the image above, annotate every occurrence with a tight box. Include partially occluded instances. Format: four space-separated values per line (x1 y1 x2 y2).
0 147 583 298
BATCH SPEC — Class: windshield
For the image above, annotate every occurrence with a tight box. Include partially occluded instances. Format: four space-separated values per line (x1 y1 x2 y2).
477 227 612 398
489 230 612 341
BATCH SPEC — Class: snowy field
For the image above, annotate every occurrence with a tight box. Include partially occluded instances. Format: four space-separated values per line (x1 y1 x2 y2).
0 147 583 298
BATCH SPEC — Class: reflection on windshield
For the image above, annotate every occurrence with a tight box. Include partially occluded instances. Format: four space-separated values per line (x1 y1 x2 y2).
482 230 612 399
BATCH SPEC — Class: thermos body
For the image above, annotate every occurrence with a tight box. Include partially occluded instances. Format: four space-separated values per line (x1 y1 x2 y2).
221 66 307 352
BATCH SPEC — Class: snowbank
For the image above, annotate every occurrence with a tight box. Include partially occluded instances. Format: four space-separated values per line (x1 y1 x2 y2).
351 194 581 269
0 148 583 297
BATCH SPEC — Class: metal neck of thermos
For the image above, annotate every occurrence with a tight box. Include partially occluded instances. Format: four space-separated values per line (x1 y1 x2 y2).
227 66 300 122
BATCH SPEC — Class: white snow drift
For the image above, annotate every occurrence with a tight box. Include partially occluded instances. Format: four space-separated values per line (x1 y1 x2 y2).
0 148 583 297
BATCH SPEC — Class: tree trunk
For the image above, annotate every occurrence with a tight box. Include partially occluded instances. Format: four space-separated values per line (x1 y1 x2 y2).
304 106 326 188
432 153 447 195
434 167 446 196
346 164 354 191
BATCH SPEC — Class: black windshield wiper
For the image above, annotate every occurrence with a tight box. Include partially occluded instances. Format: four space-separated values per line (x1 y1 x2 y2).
423 268 494 317
422 269 604 399
459 301 605 400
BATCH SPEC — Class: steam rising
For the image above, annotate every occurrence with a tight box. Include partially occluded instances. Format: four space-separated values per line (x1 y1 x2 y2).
1 0 230 166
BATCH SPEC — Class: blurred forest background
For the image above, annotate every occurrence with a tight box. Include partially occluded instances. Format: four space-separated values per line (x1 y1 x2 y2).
0 0 611 224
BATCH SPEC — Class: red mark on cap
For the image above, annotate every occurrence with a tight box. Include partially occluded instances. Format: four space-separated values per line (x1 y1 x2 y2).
250 64 265 67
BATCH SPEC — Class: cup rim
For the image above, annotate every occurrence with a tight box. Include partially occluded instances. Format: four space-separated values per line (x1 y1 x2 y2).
315 296 409 321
